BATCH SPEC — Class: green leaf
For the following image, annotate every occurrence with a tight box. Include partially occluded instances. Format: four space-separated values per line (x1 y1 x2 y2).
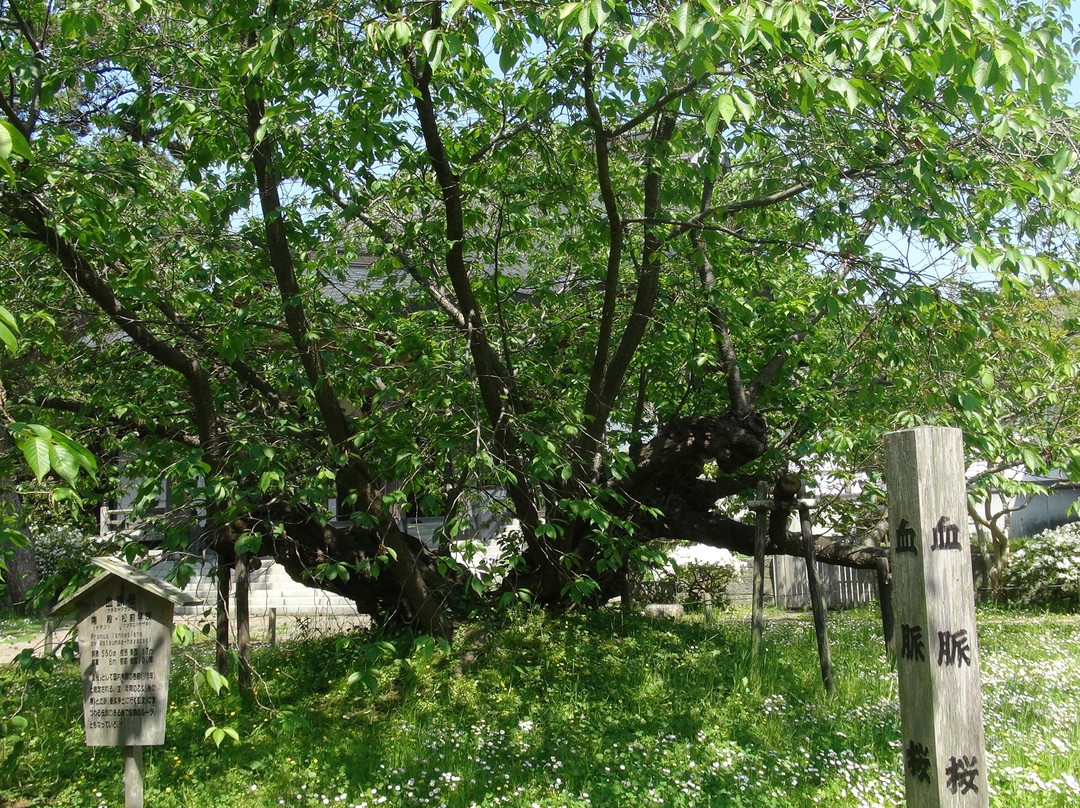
200 667 229 696
0 122 29 161
422 30 445 70
471 0 501 29
1021 446 1041 473
558 2 581 21
499 43 517 74
0 525 30 550
827 76 859 112
392 20 412 46
172 624 195 646
972 51 994 89
49 442 79 485
0 321 16 356
234 531 263 555
672 2 691 35
732 89 756 121
957 393 983 412
714 94 736 129
19 436 51 481
347 670 379 693
446 0 469 22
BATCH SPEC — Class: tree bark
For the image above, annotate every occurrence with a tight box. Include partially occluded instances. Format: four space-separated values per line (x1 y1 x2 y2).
0 419 37 612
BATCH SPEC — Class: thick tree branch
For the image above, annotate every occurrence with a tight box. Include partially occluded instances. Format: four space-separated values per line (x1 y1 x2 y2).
657 509 890 570
628 414 769 497
244 91 356 454
596 114 675 423
745 220 875 403
608 78 705 139
407 28 542 541
151 296 291 413
689 174 749 415
34 397 201 448
579 34 624 458
2 191 221 457
6 0 45 136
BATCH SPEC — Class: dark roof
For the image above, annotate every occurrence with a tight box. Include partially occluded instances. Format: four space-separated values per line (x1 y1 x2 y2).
50 556 202 615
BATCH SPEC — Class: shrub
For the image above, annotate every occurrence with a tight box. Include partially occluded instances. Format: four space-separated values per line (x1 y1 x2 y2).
25 523 96 607
1002 522 1080 611
676 561 738 609
632 544 741 610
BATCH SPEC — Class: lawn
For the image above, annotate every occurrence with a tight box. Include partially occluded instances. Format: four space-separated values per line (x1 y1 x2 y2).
1 606 1078 807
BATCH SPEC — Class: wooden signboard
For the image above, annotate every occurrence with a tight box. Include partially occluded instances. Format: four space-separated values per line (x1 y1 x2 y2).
52 557 200 807
76 576 173 746
884 427 988 808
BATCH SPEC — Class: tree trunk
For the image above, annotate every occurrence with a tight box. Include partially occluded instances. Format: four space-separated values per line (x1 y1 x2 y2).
5 542 39 612
0 425 37 612
262 411 889 623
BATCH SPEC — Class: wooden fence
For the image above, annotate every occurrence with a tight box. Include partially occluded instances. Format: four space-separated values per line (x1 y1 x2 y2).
772 555 878 610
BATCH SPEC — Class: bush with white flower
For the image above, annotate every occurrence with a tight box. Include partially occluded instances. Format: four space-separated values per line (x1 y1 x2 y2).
1002 522 1080 611
24 522 98 607
30 523 94 582
633 544 742 609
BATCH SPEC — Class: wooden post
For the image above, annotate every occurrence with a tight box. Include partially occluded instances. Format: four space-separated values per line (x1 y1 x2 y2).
215 548 232 675
702 592 713 625
269 607 278 647
885 427 988 808
750 481 769 658
44 619 54 656
235 552 251 690
876 556 896 660
619 562 631 623
799 503 834 695
124 745 144 808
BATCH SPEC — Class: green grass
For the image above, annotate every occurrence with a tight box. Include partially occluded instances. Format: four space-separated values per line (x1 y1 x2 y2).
0 609 43 644
1 606 1079 807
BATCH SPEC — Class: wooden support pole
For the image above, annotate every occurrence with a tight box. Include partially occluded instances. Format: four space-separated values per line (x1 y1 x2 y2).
215 550 232 675
876 556 896 660
799 503 834 695
124 745 144 808
269 607 278 647
235 552 252 690
885 426 988 808
44 619 54 656
751 481 769 659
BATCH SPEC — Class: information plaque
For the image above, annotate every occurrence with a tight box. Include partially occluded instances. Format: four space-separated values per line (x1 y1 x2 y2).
52 557 201 747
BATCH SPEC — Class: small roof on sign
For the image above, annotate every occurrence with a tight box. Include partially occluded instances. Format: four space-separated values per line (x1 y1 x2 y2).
50 556 202 616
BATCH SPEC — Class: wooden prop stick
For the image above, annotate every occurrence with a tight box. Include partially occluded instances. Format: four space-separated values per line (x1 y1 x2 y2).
876 556 896 659
750 481 770 658
799 502 834 695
